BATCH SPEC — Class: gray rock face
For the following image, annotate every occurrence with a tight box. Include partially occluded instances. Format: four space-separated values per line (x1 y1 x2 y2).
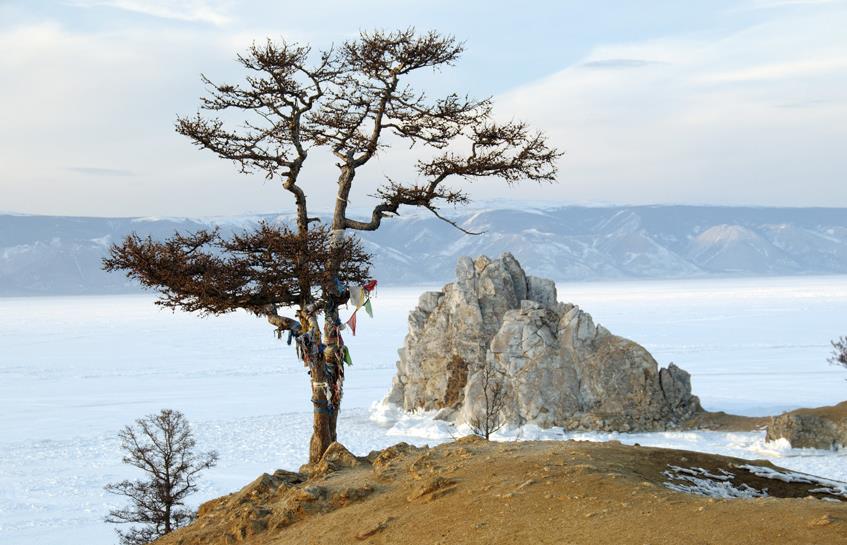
766 403 847 450
386 253 702 432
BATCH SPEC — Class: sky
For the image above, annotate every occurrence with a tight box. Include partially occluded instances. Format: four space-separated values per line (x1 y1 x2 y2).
1 0 846 217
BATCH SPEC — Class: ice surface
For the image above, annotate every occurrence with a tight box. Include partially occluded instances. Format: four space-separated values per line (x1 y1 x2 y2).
1 276 847 544
662 465 766 499
737 464 847 497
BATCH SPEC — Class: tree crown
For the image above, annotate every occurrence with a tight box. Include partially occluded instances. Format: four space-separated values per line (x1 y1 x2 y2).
108 28 560 318
175 27 562 235
105 222 371 315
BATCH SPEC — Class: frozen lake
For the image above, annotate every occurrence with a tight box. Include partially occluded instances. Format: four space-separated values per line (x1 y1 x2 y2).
1 276 846 545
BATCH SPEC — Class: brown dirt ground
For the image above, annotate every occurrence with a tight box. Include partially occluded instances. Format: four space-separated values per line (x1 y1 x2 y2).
157 437 847 545
685 410 769 431
782 400 847 420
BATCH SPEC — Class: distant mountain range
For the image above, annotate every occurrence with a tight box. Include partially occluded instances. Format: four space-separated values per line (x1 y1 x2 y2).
2 206 847 295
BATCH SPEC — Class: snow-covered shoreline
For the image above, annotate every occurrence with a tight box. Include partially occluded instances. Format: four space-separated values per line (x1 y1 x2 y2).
370 400 847 482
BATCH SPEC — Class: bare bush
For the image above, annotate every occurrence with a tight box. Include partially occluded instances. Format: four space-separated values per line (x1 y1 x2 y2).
105 409 218 545
469 361 508 440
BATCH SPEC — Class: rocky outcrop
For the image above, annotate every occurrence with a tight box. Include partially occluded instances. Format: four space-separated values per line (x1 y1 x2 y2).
385 253 701 432
182 442 379 545
766 402 847 450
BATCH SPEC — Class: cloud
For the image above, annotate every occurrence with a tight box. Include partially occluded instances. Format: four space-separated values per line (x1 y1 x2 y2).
580 59 666 70
66 166 135 176
69 0 232 25
696 58 847 83
0 21 278 217
490 2 847 207
747 0 839 8
776 98 839 108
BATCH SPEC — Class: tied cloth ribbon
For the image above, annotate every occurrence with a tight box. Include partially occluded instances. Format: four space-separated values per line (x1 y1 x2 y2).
347 311 357 336
311 381 335 413
344 279 377 336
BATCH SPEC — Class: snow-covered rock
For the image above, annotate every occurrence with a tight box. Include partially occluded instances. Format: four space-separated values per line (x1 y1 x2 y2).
385 253 702 431
766 401 847 450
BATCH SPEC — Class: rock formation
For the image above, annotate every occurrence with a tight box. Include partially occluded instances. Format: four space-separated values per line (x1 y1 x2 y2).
385 253 702 431
766 401 847 450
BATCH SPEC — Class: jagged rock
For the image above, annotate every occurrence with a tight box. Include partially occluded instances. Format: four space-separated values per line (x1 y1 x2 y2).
198 469 303 517
369 442 424 480
766 402 847 450
310 442 368 477
385 253 702 432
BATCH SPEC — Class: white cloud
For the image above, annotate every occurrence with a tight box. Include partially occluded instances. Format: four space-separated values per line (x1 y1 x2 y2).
748 0 840 8
697 58 847 83
0 21 291 217
487 3 847 207
68 0 233 25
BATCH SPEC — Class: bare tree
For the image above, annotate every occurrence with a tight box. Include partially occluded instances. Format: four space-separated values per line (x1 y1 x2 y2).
468 360 509 440
105 28 561 464
829 336 847 368
104 409 218 545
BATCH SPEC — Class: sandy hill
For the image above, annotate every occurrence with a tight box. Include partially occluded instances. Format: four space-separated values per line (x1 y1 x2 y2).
156 437 847 545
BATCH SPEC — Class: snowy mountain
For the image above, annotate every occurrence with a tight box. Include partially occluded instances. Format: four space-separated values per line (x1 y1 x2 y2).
2 206 847 295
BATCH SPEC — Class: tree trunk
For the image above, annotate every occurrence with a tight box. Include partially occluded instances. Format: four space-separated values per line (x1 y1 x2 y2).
325 304 341 446
164 503 172 534
305 166 352 464
306 181 350 463
308 359 334 464
305 300 344 464
283 180 336 465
